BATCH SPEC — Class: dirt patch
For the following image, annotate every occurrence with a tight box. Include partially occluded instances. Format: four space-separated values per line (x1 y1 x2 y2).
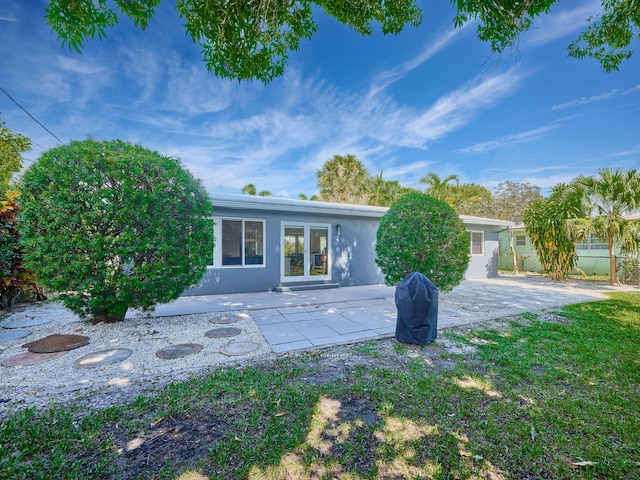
102 405 232 479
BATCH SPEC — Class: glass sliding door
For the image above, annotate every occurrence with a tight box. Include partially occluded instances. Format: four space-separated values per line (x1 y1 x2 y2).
309 227 328 276
281 223 331 282
283 225 305 278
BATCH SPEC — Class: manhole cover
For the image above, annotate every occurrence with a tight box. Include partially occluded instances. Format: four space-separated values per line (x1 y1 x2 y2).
4 318 52 329
220 341 260 356
0 330 31 342
205 327 242 338
74 348 133 368
1 351 66 367
156 343 203 359
209 314 244 324
23 334 90 353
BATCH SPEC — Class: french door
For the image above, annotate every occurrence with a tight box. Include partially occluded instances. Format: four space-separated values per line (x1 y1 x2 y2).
281 223 331 282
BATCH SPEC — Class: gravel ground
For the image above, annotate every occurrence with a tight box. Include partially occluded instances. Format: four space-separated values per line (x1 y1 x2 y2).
1 276 635 419
0 303 275 418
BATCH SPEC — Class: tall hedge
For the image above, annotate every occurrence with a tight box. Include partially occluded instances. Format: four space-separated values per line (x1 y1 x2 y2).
19 139 214 322
375 193 469 291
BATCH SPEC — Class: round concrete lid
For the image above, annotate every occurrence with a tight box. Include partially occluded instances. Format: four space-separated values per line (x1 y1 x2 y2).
220 340 260 356
0 330 31 342
74 348 133 368
205 327 242 338
2 351 66 367
23 334 90 353
156 343 203 359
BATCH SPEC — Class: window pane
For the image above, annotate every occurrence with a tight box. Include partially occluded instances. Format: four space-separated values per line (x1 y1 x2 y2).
222 220 242 265
310 227 328 275
245 221 264 265
471 231 483 255
590 235 608 250
284 226 304 277
516 235 526 246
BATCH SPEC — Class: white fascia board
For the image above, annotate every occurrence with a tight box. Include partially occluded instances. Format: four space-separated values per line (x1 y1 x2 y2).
211 193 515 226
459 215 514 228
210 193 388 218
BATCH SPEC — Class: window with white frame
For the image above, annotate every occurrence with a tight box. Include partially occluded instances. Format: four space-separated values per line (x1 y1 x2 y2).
575 234 608 250
468 230 484 256
212 217 265 267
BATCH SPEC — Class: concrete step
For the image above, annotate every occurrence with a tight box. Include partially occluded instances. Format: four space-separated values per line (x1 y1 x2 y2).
273 283 340 293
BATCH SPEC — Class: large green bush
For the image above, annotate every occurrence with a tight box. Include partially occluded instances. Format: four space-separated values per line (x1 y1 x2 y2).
19 139 214 322
375 193 469 291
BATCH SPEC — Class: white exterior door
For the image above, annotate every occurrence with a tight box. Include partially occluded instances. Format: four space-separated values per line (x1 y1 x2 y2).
281 223 331 282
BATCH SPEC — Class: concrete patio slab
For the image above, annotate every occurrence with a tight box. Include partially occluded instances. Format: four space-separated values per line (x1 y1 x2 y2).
125 275 638 354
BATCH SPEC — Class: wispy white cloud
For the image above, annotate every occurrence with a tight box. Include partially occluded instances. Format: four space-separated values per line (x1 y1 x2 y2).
525 0 602 47
120 47 163 104
608 145 640 157
369 23 472 95
168 62 527 195
57 56 106 74
163 57 236 115
624 84 640 94
0 2 18 22
552 88 618 110
383 160 432 179
405 69 525 144
457 124 559 154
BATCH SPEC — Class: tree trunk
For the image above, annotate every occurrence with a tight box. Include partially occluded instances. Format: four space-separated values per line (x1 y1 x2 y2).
609 235 619 286
508 228 519 274
90 297 129 323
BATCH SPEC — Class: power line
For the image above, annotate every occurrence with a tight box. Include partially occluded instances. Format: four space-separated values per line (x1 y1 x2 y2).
31 140 48 151
0 87 63 145
0 147 35 165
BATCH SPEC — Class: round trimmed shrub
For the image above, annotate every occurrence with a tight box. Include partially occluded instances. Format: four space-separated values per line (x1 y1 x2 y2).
19 139 214 322
375 193 469 291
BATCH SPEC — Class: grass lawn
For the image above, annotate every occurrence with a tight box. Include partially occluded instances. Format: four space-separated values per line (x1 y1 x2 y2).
1 293 639 479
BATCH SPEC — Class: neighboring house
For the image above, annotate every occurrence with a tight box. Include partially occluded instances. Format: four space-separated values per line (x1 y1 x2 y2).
498 226 612 276
185 194 513 296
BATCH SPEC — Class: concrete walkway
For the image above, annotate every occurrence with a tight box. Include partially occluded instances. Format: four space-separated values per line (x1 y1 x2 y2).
130 275 634 354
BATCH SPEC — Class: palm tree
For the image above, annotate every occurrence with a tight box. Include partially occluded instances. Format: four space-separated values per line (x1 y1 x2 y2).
420 172 459 201
570 168 640 285
316 154 370 204
523 183 582 280
298 193 321 201
241 183 256 195
368 172 415 207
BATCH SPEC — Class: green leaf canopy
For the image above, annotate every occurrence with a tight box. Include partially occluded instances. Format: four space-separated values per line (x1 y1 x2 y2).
375 193 469 291
19 139 214 322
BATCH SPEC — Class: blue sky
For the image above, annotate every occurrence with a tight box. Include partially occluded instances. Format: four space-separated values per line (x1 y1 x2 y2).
1 0 639 198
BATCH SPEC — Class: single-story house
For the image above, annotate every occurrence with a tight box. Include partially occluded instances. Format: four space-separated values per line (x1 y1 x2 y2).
185 194 513 296
498 226 612 276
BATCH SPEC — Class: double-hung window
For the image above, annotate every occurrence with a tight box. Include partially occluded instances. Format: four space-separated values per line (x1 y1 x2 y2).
212 217 266 267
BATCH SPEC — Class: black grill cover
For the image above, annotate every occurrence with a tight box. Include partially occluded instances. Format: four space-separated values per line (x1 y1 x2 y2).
395 272 439 345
